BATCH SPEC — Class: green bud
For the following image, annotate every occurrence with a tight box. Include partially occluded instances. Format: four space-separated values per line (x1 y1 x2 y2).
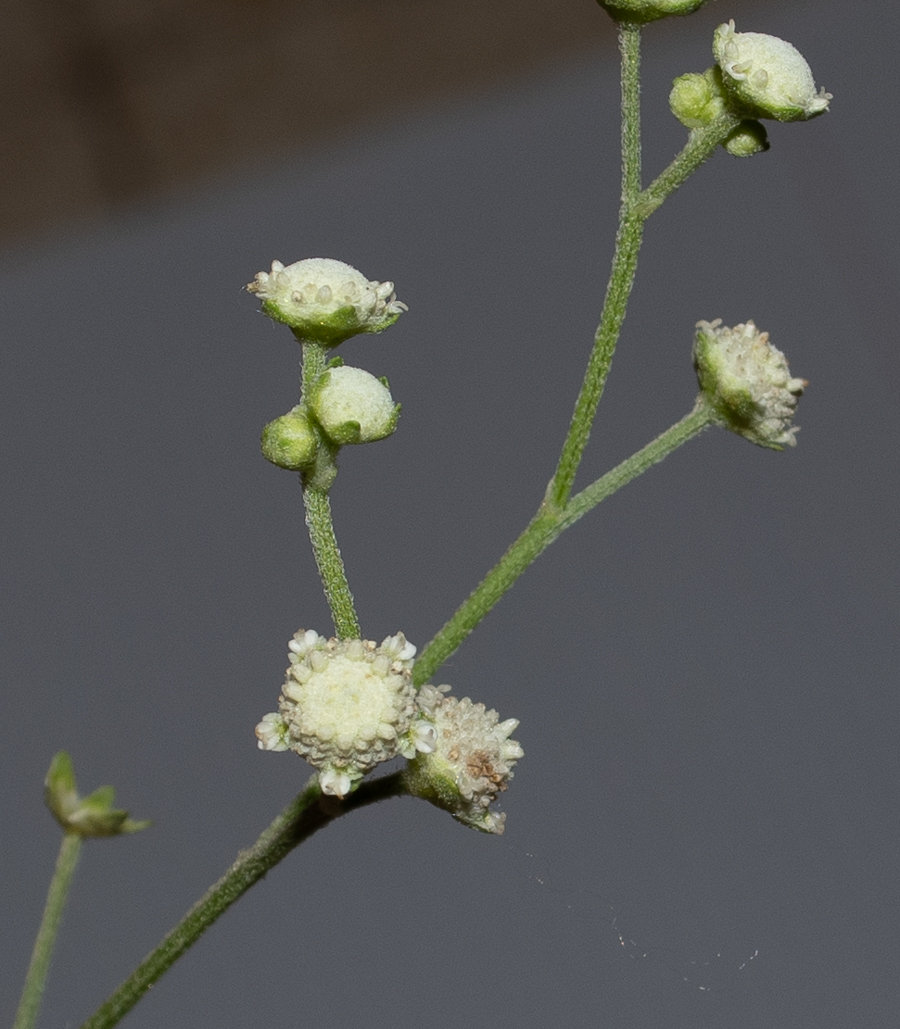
308 365 400 446
45 752 150 837
669 68 728 129
260 406 318 470
246 258 407 346
597 0 709 24
713 20 831 122
723 119 769 157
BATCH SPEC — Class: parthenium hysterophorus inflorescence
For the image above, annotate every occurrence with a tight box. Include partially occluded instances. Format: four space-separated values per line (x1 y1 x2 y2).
14 7 830 1029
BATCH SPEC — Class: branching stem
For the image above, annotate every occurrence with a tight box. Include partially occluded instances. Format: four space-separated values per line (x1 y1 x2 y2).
77 773 407 1029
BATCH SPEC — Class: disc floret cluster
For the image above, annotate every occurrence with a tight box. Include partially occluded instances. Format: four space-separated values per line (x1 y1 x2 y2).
256 629 523 830
248 258 407 345
693 318 806 450
256 630 418 798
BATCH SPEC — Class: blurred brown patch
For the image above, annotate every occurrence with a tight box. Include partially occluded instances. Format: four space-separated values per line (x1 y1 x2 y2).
0 0 611 245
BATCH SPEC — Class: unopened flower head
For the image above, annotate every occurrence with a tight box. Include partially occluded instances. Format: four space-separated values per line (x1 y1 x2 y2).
404 685 523 834
722 120 769 158
308 365 400 445
597 0 709 24
247 258 407 345
669 68 728 130
713 21 831 122
255 630 418 797
260 406 318 470
694 319 806 450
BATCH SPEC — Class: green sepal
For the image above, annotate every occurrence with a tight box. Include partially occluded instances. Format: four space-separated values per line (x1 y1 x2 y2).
44 751 151 838
402 756 498 835
272 304 402 348
317 402 401 446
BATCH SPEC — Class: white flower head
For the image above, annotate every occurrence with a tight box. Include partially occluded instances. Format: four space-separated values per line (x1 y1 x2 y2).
247 258 407 345
309 365 400 445
713 21 831 122
694 319 807 450
256 630 418 798
405 685 523 835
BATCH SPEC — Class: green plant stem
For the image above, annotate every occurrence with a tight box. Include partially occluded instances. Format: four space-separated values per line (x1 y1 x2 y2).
78 772 406 1029
635 113 741 219
414 400 714 686
548 20 644 510
13 832 82 1029
296 338 360 639
302 487 360 639
416 38 741 684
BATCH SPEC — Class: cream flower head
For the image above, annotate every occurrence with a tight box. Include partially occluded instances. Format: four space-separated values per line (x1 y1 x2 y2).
308 365 400 445
694 319 806 450
247 258 407 345
405 685 523 834
713 21 831 122
256 629 417 797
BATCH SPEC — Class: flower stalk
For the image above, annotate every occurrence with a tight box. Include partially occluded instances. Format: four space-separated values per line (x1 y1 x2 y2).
414 401 715 686
13 833 82 1029
77 773 407 1029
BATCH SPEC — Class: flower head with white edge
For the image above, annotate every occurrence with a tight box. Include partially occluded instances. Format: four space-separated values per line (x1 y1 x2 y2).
247 258 407 345
713 21 831 122
309 365 400 445
255 629 418 797
403 685 523 834
693 319 806 450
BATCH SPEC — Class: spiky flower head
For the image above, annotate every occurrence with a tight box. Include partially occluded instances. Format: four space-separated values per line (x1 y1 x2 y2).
256 630 417 797
308 365 400 445
694 319 806 450
404 685 523 834
713 21 831 122
247 258 407 345
597 0 709 24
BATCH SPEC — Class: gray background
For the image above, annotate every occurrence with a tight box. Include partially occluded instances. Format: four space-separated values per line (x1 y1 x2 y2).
2 1 898 1027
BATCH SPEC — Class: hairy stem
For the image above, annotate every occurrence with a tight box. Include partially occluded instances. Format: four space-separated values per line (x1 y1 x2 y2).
78 773 406 1029
414 401 714 686
297 339 360 639
302 487 360 639
13 832 82 1029
635 113 740 219
548 21 644 509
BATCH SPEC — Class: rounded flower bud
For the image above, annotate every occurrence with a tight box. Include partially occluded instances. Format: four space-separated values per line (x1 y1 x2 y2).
669 69 728 130
693 319 806 450
247 258 407 346
260 406 318 470
255 629 418 797
722 119 769 157
597 0 709 24
713 21 831 122
308 365 400 445
403 685 524 835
